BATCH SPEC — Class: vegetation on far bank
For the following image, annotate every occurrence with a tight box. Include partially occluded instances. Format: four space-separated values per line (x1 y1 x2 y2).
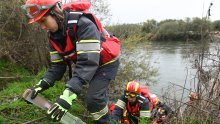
106 18 220 42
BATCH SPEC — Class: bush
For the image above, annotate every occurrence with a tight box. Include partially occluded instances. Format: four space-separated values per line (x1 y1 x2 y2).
0 0 49 74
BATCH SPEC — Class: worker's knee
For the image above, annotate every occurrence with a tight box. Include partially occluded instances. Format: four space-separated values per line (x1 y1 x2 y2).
86 93 106 112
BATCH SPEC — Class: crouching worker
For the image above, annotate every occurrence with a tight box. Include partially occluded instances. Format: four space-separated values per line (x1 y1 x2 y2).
21 0 120 123
150 94 173 124
187 91 198 105
111 81 151 124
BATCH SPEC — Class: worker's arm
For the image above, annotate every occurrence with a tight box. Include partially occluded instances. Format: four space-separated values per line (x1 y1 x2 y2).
138 95 151 124
112 95 127 122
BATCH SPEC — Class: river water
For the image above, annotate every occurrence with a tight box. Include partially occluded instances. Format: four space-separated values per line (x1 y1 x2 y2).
132 41 199 99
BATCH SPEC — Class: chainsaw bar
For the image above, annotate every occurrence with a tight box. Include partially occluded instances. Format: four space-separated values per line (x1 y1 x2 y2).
23 89 86 124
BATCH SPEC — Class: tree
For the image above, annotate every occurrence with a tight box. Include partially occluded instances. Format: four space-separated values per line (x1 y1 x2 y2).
63 0 111 26
0 0 49 73
212 20 220 31
142 19 158 33
156 21 180 40
90 0 111 26
189 17 211 33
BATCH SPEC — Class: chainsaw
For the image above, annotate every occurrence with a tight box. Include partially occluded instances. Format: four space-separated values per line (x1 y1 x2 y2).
22 89 86 124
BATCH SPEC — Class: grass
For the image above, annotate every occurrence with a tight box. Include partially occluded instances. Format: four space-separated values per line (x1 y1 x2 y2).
0 59 88 124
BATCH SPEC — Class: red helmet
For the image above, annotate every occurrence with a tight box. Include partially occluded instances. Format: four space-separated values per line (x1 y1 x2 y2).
125 81 141 94
150 94 160 106
189 92 198 100
22 0 60 24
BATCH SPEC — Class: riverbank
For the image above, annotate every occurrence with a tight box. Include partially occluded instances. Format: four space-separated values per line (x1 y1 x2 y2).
0 60 88 123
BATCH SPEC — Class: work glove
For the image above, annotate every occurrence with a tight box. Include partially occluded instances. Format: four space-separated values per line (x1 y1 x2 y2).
30 79 51 99
47 88 77 121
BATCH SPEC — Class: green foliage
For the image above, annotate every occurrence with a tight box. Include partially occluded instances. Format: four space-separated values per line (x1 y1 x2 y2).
0 0 24 40
212 20 220 31
0 81 86 123
109 39 158 100
1 0 49 74
157 21 180 36
190 17 204 32
90 0 111 26
0 97 45 124
0 60 88 123
116 58 157 84
123 34 146 47
0 59 32 91
142 19 158 33
154 18 212 41
155 20 185 41
0 60 37 123
0 59 30 77
107 17 213 42
106 24 142 40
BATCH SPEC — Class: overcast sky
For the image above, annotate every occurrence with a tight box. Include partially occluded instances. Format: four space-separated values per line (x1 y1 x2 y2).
108 0 219 24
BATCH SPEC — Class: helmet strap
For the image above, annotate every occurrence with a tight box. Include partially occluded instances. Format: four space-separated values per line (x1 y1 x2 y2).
49 5 64 30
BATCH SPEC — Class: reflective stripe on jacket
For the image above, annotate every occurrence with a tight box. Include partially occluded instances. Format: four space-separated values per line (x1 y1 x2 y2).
112 95 151 121
43 15 100 86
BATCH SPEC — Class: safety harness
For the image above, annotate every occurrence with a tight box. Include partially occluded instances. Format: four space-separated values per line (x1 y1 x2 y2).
49 8 120 79
49 10 120 63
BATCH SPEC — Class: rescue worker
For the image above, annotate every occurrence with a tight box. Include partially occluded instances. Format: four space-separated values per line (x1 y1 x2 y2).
186 92 198 107
21 0 120 123
184 91 198 118
111 81 151 124
150 94 173 124
188 92 198 102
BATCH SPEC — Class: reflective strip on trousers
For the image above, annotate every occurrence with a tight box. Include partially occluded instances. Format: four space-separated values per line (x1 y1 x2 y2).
140 110 151 118
115 99 126 109
50 51 63 62
90 105 108 120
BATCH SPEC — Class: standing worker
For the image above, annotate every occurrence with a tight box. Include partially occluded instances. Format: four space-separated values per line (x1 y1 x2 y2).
21 0 120 123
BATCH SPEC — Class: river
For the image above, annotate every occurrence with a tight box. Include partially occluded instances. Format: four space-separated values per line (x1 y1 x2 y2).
132 41 199 99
